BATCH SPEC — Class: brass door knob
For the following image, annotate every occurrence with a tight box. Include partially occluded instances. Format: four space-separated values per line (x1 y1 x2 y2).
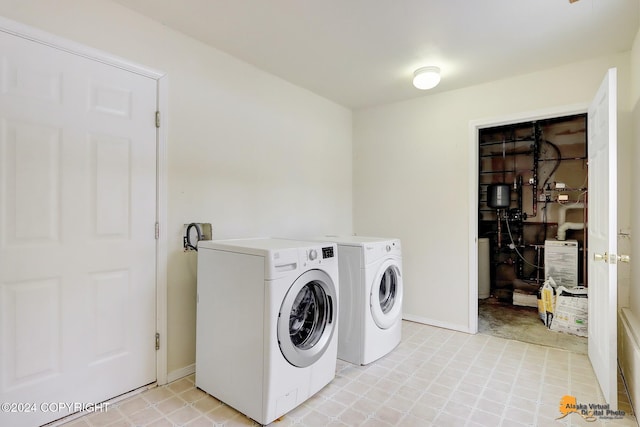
594 252 608 262
617 254 631 263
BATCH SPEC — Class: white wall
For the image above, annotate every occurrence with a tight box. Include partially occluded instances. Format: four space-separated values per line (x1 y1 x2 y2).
628 26 640 320
0 0 353 377
618 25 640 413
2 0 635 385
353 54 631 331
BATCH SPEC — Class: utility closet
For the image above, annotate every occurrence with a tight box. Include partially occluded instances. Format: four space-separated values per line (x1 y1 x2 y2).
478 114 588 305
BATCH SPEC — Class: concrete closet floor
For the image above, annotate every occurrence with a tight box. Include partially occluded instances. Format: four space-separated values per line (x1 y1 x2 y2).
478 297 587 354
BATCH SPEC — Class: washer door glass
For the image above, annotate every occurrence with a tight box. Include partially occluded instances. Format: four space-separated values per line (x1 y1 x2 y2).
278 269 337 368
370 260 403 329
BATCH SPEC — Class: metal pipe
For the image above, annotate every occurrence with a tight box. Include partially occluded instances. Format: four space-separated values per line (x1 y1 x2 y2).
532 123 540 217
497 209 502 249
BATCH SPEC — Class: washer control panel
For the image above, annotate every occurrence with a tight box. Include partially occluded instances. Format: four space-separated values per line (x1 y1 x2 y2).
302 244 336 267
321 246 334 259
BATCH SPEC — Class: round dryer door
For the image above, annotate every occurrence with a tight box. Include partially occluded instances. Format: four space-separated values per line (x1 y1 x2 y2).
278 269 337 368
370 259 403 329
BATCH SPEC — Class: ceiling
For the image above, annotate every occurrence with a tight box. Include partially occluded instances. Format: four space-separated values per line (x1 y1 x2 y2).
112 0 638 109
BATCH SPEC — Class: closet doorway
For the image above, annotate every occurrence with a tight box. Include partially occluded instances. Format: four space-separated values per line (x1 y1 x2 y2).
475 114 588 352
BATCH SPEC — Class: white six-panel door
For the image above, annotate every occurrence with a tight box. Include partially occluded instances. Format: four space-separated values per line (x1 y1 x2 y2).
0 29 158 427
588 68 618 410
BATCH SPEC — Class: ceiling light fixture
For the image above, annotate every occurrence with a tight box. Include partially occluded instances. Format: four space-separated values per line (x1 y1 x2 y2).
412 66 441 90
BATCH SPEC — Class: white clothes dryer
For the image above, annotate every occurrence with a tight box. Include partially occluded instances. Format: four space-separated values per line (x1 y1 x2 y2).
328 236 403 365
195 238 338 425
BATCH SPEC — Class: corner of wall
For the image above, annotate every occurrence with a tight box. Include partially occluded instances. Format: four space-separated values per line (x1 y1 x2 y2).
630 27 640 108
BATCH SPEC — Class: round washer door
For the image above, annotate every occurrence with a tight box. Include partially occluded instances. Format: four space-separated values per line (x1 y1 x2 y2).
370 259 403 329
278 269 337 368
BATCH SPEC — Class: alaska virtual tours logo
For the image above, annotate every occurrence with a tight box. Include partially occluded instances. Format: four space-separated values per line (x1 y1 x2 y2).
557 395 626 422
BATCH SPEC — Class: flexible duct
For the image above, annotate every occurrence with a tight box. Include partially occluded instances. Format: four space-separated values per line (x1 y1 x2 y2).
557 222 584 241
556 203 585 240
558 203 584 225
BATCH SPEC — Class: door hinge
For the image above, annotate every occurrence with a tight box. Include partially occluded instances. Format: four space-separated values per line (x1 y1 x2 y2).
155 111 161 128
155 222 159 239
155 332 160 350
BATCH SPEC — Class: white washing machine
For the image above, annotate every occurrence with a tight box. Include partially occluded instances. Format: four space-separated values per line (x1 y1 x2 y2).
195 238 339 425
329 235 403 365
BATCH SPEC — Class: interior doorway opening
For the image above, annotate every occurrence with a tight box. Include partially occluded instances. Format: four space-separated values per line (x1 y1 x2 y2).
476 113 589 352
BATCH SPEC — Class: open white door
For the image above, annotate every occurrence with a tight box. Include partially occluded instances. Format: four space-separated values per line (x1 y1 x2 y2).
587 67 618 409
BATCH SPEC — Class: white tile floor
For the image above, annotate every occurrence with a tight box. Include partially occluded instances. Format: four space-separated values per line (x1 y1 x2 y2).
58 321 638 426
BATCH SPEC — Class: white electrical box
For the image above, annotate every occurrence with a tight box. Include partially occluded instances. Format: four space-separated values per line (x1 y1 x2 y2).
544 239 579 286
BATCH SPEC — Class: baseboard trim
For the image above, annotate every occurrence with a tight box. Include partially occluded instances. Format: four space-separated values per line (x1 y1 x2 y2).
402 314 471 334
167 364 195 383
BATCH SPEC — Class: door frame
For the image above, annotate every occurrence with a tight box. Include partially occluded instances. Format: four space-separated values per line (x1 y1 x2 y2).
467 103 588 334
0 16 169 385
